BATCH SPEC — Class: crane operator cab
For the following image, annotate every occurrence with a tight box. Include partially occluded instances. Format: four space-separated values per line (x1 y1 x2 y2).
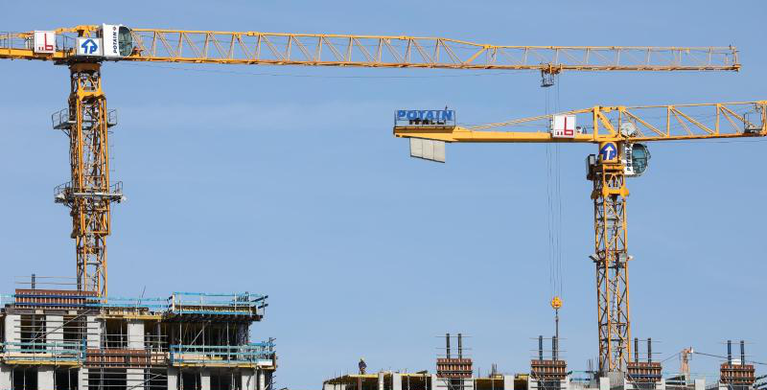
74 24 133 59
585 122 651 178
619 122 651 177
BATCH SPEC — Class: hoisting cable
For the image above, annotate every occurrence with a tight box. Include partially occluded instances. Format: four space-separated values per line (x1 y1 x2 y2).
544 76 564 340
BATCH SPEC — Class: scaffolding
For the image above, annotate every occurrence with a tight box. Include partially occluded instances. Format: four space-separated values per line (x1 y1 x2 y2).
0 288 276 390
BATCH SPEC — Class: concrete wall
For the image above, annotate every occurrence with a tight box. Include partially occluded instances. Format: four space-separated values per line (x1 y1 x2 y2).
258 369 267 390
4 315 19 344
168 367 179 390
127 320 145 350
242 370 257 390
46 315 63 353
393 374 403 390
324 382 348 390
599 377 610 390
39 367 54 390
0 365 12 390
201 370 211 390
503 375 514 390
86 316 101 348
127 368 145 390
79 368 89 390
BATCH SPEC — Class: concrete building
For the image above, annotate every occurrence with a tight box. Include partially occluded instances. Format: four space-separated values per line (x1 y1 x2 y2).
322 372 520 390
0 288 276 390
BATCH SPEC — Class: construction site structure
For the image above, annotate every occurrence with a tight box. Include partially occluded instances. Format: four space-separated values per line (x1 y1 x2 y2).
0 284 275 390
392 102 767 377
0 25 741 299
625 339 662 390
323 335 518 390
718 341 756 390
321 336 741 390
323 372 519 390
530 336 569 390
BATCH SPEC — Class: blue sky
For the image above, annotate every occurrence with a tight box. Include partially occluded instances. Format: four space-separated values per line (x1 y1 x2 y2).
1 1 765 388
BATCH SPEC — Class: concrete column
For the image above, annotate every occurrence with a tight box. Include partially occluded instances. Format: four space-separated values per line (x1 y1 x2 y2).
39 367 55 390
393 374 402 390
201 369 211 390
258 369 266 390
694 379 706 390
127 320 145 350
46 315 63 354
656 378 666 390
598 377 610 390
168 368 179 390
127 368 145 390
242 370 257 390
86 316 101 348
503 375 514 390
527 376 536 390
431 375 439 390
378 373 385 390
0 366 12 390
79 368 89 390
4 315 20 344
46 316 63 340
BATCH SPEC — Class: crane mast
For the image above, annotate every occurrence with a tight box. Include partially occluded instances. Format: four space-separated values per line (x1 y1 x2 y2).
393 102 767 374
589 151 630 372
53 61 123 296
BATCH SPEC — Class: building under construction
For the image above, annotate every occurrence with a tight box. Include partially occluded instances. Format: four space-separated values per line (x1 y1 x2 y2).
323 335 762 390
0 285 276 390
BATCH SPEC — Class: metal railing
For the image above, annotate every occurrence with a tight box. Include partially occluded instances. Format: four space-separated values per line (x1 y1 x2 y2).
51 108 119 130
4 291 267 316
1 341 85 363
169 292 267 316
169 342 275 365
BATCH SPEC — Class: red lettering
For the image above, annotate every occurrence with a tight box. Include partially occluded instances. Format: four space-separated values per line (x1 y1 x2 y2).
44 34 53 51
563 117 573 136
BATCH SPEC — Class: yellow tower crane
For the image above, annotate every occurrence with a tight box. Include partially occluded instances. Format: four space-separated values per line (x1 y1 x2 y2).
392 102 767 374
0 24 740 298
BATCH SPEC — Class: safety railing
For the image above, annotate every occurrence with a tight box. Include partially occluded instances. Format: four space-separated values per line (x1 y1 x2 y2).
92 296 168 311
3 291 267 317
169 292 267 316
1 341 85 363
0 32 76 53
169 342 275 365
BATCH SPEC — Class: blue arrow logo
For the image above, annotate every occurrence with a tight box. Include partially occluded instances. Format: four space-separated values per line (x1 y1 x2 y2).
80 39 98 55
600 142 618 161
